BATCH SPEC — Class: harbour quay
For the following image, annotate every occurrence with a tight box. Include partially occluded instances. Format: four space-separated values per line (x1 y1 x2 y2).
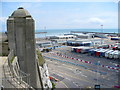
36 32 120 88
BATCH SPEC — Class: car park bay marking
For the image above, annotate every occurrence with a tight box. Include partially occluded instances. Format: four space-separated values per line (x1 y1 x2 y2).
44 56 107 75
49 52 120 71
51 69 96 85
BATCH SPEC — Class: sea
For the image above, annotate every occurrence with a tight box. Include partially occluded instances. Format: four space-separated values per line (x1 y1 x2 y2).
35 29 118 38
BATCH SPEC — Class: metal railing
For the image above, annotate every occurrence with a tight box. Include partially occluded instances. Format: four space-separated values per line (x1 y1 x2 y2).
1 50 34 89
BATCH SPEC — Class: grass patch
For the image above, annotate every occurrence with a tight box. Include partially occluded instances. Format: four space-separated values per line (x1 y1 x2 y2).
36 50 45 66
51 82 56 89
10 56 15 63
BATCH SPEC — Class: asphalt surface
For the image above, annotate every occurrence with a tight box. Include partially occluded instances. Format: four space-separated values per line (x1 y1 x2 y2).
42 46 119 88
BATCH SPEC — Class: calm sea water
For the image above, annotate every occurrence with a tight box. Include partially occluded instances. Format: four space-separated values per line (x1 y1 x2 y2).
35 29 118 38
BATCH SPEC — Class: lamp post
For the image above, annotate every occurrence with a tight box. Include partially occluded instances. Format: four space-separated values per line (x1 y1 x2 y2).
100 25 103 44
101 25 103 33
94 61 101 90
44 26 47 39
97 61 100 85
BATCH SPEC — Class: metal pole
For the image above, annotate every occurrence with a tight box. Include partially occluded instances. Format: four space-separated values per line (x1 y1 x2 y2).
101 25 103 44
101 25 103 33
97 61 100 85
44 26 46 39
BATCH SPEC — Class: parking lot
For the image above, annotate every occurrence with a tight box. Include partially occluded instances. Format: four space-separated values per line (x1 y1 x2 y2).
42 46 119 88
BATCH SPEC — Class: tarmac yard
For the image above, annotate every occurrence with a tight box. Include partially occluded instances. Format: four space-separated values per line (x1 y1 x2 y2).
42 46 119 88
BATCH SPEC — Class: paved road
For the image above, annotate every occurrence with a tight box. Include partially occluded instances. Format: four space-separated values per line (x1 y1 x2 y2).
42 46 119 88
44 52 118 75
45 58 118 88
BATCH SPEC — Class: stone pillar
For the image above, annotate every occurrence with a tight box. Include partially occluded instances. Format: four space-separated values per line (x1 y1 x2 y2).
7 7 41 88
7 17 16 55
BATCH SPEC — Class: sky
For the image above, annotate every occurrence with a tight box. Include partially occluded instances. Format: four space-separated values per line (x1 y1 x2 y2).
0 1 118 32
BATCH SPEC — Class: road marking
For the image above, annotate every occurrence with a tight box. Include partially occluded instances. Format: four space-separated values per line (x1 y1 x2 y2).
65 78 71 81
46 58 92 73
46 58 108 80
60 81 68 88
49 72 69 88
55 62 58 64
75 71 82 74
45 56 108 75
52 69 95 84
49 66 112 87
56 73 64 78
81 74 87 77
102 76 105 78
48 52 120 71
73 82 79 87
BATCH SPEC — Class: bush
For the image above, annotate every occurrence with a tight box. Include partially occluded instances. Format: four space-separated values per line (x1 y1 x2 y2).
51 82 56 89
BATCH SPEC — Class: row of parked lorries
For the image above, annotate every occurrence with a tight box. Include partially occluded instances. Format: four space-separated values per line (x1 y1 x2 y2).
71 45 120 60
89 49 120 59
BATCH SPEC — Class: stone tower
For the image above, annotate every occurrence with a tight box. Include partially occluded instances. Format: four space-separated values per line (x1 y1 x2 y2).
7 7 41 88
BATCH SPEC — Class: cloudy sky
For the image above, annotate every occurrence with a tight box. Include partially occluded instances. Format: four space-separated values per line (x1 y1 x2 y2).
0 0 118 31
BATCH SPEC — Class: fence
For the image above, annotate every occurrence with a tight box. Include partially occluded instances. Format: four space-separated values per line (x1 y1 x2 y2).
1 50 34 89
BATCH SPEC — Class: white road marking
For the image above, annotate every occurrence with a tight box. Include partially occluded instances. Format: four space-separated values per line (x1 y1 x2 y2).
81 74 87 77
73 82 80 87
56 73 63 77
65 78 71 81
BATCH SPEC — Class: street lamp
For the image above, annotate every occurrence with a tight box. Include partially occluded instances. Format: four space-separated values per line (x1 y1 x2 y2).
44 26 47 39
97 61 100 85
94 61 101 90
101 25 103 33
100 25 103 44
